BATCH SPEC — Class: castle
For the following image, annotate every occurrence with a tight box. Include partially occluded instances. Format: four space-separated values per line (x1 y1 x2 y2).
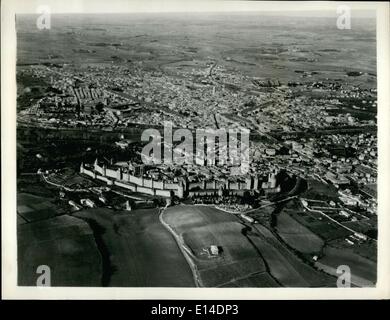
80 159 280 199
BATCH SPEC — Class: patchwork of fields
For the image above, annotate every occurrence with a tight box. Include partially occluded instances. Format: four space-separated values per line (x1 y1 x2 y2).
251 223 335 287
18 202 195 287
163 205 336 287
17 200 374 287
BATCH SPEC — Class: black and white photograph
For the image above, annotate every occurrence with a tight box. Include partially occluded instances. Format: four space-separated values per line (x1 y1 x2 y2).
2 0 389 299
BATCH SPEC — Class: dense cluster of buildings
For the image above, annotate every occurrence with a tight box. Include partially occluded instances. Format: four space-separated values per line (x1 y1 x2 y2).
18 58 377 217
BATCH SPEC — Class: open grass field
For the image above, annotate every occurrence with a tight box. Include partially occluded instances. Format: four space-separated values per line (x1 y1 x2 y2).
18 214 101 286
74 208 195 287
276 211 325 254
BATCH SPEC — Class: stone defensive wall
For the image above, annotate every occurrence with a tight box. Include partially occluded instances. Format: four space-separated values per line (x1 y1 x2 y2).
81 162 265 199
80 163 179 198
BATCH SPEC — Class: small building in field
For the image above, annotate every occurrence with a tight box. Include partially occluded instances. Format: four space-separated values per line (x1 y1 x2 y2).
209 245 220 256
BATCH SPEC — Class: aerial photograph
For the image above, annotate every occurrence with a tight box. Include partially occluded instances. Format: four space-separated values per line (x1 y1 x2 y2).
16 10 377 288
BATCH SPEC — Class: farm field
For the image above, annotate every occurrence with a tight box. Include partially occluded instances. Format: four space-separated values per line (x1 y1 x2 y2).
302 179 340 202
289 210 352 241
315 246 377 286
275 211 325 254
17 214 101 286
250 223 336 287
219 272 280 288
74 207 195 287
163 205 268 287
17 192 64 223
